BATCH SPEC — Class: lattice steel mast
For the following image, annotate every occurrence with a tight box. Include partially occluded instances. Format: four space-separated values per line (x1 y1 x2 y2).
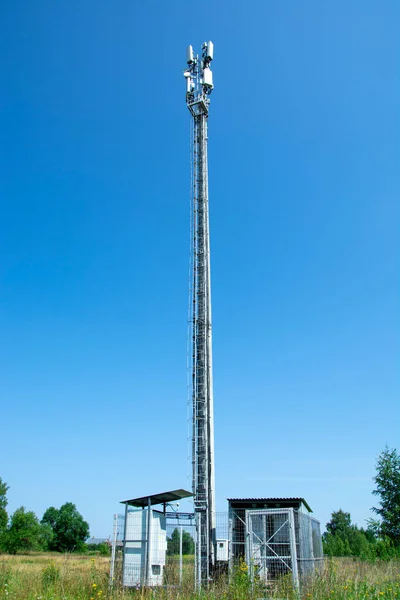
184 41 215 586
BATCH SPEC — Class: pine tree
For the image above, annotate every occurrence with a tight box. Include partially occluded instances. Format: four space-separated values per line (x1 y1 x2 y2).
372 447 400 546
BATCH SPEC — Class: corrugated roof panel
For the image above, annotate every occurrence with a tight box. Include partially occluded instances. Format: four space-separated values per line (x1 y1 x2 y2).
227 497 312 513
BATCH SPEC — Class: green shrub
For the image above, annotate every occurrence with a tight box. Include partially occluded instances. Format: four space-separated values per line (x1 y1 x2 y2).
98 542 111 556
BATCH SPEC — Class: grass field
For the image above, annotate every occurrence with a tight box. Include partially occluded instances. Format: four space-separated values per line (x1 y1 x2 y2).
1 553 400 600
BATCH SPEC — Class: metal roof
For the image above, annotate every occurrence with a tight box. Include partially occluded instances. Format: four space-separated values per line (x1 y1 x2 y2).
227 497 312 513
86 537 109 545
121 488 193 508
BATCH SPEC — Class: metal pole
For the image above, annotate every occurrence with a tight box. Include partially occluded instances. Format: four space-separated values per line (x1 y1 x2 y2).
179 526 183 585
194 512 198 590
197 512 202 589
121 505 128 587
109 513 118 587
185 43 216 583
194 111 209 579
204 114 216 568
262 513 267 582
288 508 300 592
146 498 152 586
228 511 233 582
246 512 253 582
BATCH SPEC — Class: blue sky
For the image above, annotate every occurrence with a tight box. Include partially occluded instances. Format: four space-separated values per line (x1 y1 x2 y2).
1 0 398 537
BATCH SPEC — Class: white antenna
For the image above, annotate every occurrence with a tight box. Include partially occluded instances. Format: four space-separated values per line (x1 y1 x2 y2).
184 41 215 589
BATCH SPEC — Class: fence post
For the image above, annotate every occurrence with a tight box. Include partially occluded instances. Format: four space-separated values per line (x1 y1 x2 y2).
179 526 183 585
109 513 118 587
228 512 233 583
121 505 128 587
146 498 152 586
288 508 300 592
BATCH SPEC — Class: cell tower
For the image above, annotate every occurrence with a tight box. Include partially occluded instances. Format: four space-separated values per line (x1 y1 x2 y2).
184 41 216 586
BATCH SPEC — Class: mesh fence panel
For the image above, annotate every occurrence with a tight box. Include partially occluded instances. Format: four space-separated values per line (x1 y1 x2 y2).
164 515 196 586
111 507 323 589
311 516 324 570
230 507 323 588
298 511 314 577
246 509 295 584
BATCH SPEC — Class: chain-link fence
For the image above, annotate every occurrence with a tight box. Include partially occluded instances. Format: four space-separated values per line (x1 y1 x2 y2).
110 510 197 588
110 506 323 590
231 507 323 589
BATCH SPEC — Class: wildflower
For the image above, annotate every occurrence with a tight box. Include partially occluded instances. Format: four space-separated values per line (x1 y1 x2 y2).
92 583 97 589
239 560 248 572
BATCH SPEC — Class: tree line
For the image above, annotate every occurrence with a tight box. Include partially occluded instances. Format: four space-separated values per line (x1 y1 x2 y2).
323 447 400 559
0 481 89 554
1 446 399 557
167 528 195 555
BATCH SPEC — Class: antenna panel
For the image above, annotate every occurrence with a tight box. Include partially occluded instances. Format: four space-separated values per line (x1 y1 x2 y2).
186 45 194 64
206 41 214 60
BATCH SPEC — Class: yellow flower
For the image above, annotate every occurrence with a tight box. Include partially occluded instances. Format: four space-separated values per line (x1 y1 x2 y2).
379 593 384 596
92 583 97 588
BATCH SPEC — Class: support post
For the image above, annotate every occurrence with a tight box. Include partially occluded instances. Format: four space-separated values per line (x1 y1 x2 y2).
228 511 233 582
185 42 216 584
179 526 183 585
288 508 300 592
121 504 128 587
262 513 267 582
197 512 202 589
246 512 253 582
109 513 118 587
146 498 152 586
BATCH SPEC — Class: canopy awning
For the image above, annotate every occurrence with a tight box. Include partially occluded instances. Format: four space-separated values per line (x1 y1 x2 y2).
121 488 193 508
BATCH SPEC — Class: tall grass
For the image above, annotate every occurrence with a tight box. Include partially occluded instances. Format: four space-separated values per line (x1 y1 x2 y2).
1 553 400 600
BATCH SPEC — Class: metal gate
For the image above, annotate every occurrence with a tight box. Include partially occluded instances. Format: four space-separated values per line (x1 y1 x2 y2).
245 508 299 590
